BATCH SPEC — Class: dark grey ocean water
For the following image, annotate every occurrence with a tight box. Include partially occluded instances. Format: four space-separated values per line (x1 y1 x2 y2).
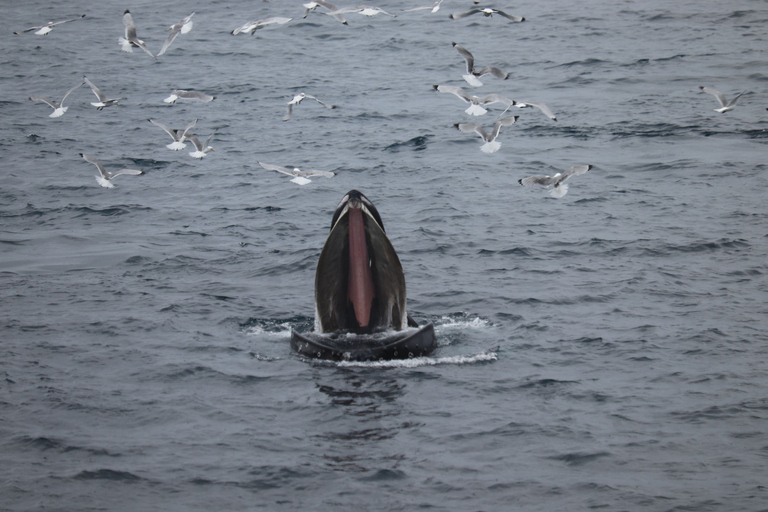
2 0 768 510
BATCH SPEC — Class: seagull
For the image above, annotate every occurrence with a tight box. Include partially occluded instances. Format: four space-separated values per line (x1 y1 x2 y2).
453 42 508 87
404 0 444 13
148 118 197 150
303 1 348 24
83 76 125 110
433 85 515 116
163 90 215 104
157 12 195 56
79 153 144 188
326 6 396 17
699 86 745 113
515 101 557 121
283 93 336 121
231 17 292 35
119 10 156 59
450 8 524 22
518 165 591 198
14 15 86 35
188 134 215 159
29 81 83 118
258 161 335 185
454 115 519 153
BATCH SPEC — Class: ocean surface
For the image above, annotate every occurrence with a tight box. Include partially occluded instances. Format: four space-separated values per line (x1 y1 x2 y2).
2 0 768 510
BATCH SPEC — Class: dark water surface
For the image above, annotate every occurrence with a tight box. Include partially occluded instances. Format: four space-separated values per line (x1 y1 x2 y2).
2 0 768 510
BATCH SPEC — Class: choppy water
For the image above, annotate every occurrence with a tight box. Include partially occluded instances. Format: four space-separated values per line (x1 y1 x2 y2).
2 0 768 510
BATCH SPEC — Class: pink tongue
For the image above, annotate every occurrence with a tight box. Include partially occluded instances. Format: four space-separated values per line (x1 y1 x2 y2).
347 207 374 327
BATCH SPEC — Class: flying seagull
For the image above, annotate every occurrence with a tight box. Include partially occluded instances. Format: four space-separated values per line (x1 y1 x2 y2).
188 134 215 159
450 8 524 22
231 17 292 35
303 1 348 24
515 101 557 121
453 42 508 87
454 115 519 153
163 90 215 104
519 165 591 198
29 81 84 118
283 92 336 121
83 76 125 110
404 0 444 13
699 86 745 113
14 15 86 35
258 161 335 185
157 12 195 56
327 6 396 17
148 118 197 150
79 153 144 188
119 10 156 59
433 85 515 116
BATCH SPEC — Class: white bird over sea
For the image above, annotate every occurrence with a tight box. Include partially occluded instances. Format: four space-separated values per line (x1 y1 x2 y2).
515 101 557 121
699 86 745 113
157 12 195 56
454 115 519 153
453 42 508 87
231 17 292 35
79 153 144 188
119 10 156 59
326 6 396 17
148 118 197 150
450 8 524 22
188 134 215 159
433 85 515 116
518 165 591 198
29 81 83 118
283 93 336 121
303 1 348 24
83 76 125 110
258 162 335 185
404 0 444 13
14 15 86 35
164 90 215 104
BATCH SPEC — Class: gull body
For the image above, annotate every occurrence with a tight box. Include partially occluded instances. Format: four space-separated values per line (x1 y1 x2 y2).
231 17 292 35
119 10 156 59
519 165 591 198
83 76 125 110
454 115 518 153
404 0 444 13
516 101 557 121
157 12 195 56
434 85 515 116
79 153 143 188
258 161 335 185
699 86 745 113
327 6 396 17
450 8 524 22
453 42 508 87
14 15 86 35
148 118 197 150
164 90 215 104
284 93 336 121
188 134 214 159
29 81 83 118
303 1 348 23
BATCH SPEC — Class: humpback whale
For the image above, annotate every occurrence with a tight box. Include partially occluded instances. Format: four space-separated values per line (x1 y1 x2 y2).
291 190 436 361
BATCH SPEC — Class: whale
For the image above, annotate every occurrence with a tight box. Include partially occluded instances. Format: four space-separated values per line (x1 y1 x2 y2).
291 190 436 361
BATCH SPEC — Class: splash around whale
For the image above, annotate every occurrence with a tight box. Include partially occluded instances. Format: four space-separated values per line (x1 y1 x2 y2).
291 190 437 361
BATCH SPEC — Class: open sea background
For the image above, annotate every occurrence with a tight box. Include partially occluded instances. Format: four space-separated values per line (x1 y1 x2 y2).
2 0 768 510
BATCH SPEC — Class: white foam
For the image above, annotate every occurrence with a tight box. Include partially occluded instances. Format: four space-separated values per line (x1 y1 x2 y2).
245 323 293 337
335 350 498 368
436 315 493 332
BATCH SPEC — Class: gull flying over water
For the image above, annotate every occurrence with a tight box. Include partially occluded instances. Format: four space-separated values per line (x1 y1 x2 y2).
79 153 144 188
14 15 85 35
83 76 125 110
283 93 336 121
433 85 515 116
188 134 215 159
516 101 557 121
157 12 195 56
303 1 348 24
119 10 156 59
699 86 745 113
164 89 215 104
519 165 591 198
453 42 508 87
258 161 335 185
29 81 83 118
326 6 396 17
450 8 524 22
454 115 519 153
404 0 444 13
148 118 197 150
231 17 292 35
